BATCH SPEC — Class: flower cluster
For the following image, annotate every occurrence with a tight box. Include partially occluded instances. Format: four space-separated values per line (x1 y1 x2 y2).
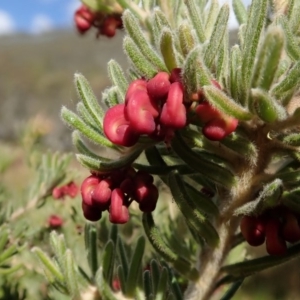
80 168 158 224
192 81 238 141
103 70 187 147
104 70 239 147
52 181 79 199
240 206 300 256
74 5 123 38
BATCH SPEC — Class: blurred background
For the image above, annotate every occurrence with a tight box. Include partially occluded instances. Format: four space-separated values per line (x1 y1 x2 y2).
2 1 300 299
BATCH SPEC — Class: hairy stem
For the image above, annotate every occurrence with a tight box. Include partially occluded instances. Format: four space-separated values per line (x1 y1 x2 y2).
184 220 237 300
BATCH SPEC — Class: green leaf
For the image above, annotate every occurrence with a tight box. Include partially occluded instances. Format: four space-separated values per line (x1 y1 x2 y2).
32 247 65 283
220 279 244 300
124 36 159 79
76 146 142 172
232 0 247 25
276 15 300 61
234 179 283 216
49 232 67 274
204 0 219 38
182 46 212 96
64 249 80 298
168 170 219 247
222 243 300 278
204 3 230 69
103 86 121 108
133 162 194 175
250 88 286 123
61 106 115 149
117 238 129 280
143 270 152 299
251 26 284 91
0 244 18 266
155 267 169 300
142 213 198 281
74 73 104 130
203 85 252 120
271 61 300 99
123 10 167 72
84 224 98 278
125 236 145 297
242 0 268 93
150 260 160 296
178 22 196 57
72 131 112 160
117 265 127 294
101 240 115 284
184 0 206 43
0 230 9 252
171 132 236 189
229 45 242 102
151 8 172 48
282 187 300 214
76 102 102 134
107 60 128 99
184 182 219 216
160 29 178 71
95 266 118 300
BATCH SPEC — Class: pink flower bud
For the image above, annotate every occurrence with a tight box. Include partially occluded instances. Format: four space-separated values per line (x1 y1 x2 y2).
282 211 300 243
265 219 287 256
81 175 101 206
52 187 63 199
82 202 102 222
195 102 222 123
103 103 139 147
48 215 64 229
136 184 158 213
100 16 119 38
125 79 147 104
240 215 266 246
147 72 171 100
202 116 238 141
74 6 95 34
92 179 112 209
65 181 79 198
202 118 227 141
160 82 186 129
125 90 159 135
109 189 130 224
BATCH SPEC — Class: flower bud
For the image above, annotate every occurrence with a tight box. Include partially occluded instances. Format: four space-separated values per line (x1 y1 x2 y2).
92 179 112 209
125 90 159 134
195 102 222 123
48 215 64 229
240 215 266 246
81 175 101 206
125 79 147 104
147 72 171 100
137 184 158 213
82 202 102 222
100 16 119 37
265 218 287 256
160 82 186 129
103 103 139 147
52 187 63 199
74 6 95 34
109 188 130 224
65 181 79 198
